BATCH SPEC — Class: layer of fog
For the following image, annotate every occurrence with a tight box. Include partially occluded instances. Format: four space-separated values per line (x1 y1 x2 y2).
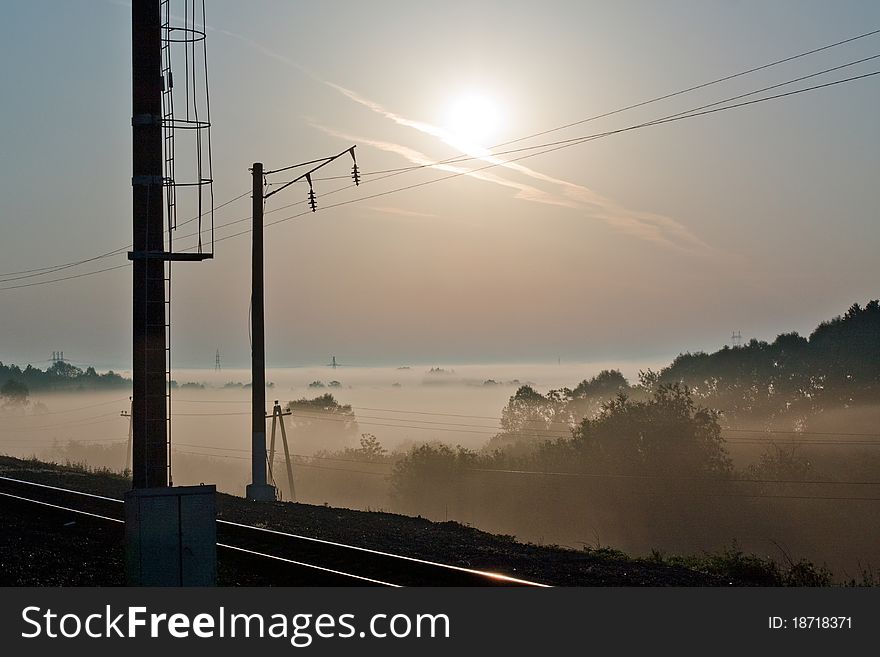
2 362 878 580
1 360 666 473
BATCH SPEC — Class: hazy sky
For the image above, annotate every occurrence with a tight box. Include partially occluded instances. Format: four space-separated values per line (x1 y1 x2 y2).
1 0 878 371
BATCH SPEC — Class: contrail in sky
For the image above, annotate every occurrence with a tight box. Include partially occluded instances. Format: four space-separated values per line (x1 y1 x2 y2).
322 82 715 253
107 0 714 254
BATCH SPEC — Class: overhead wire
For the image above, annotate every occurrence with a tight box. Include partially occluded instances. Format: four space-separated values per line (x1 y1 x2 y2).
0 436 127 445
295 69 880 220
0 413 121 433
490 26 880 149
5 29 880 289
188 66 880 252
171 397 880 439
169 443 880 494
309 41 880 183
0 189 250 284
0 396 129 416
165 402 880 447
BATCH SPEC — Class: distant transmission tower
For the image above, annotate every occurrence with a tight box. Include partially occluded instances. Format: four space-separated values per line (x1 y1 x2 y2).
731 331 743 347
215 348 221 371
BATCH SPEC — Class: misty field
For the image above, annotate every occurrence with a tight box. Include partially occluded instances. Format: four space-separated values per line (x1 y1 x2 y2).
4 308 879 583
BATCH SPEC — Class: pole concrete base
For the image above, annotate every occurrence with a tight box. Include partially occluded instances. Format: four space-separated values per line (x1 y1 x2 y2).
246 482 277 502
124 484 217 586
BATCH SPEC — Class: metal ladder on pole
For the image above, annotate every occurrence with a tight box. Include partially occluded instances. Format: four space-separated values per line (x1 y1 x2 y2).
160 0 176 485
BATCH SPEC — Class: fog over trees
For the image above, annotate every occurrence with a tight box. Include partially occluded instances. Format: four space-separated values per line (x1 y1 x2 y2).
3 300 878 577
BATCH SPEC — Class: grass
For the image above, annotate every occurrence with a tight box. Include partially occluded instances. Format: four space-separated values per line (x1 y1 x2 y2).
3 454 130 482
645 542 835 586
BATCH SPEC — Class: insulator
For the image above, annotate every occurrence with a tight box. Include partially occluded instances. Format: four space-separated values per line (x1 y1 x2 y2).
351 164 361 186
308 188 317 212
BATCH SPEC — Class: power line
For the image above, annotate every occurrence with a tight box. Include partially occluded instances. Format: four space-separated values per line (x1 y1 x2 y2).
173 448 388 477
174 441 880 485
309 69 880 214
211 67 880 246
0 436 127 445
210 406 879 445
0 397 129 416
170 398 880 439
176 442 389 467
335 406 880 440
466 466 880 486
2 63 877 292
175 448 880 499
0 245 131 283
169 444 880 494
353 405 500 421
5 32 879 290
0 410 121 427
0 193 269 291
491 27 880 149
400 52 880 177
659 491 880 502
0 413 121 432
0 263 131 291
0 189 250 283
0 397 130 416
309 46 880 185
298 29 880 184
206 62 880 228
724 428 880 438
3 63 876 292
174 411 251 416
175 398 253 403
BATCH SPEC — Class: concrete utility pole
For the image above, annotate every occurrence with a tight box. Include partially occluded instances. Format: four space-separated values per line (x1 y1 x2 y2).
125 0 216 587
130 0 168 489
121 398 133 473
246 147 358 501
246 162 276 502
268 401 295 502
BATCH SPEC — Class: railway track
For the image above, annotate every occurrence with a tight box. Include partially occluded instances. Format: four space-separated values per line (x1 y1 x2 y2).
0 475 549 587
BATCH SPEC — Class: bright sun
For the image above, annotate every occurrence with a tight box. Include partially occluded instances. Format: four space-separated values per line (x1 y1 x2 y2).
445 93 502 145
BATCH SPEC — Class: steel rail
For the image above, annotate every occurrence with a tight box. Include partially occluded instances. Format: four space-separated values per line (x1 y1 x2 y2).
0 475 549 587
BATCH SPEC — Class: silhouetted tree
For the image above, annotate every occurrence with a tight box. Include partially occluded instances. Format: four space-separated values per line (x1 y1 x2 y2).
484 385 570 456
652 299 880 424
0 361 128 392
534 384 731 477
285 393 359 452
314 433 391 464
564 369 631 421
391 443 478 513
747 444 814 482
1 379 29 406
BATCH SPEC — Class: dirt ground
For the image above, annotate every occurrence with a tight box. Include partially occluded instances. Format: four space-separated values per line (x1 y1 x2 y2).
0 456 737 586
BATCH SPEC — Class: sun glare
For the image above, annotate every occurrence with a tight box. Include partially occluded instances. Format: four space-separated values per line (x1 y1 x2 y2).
445 93 503 146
